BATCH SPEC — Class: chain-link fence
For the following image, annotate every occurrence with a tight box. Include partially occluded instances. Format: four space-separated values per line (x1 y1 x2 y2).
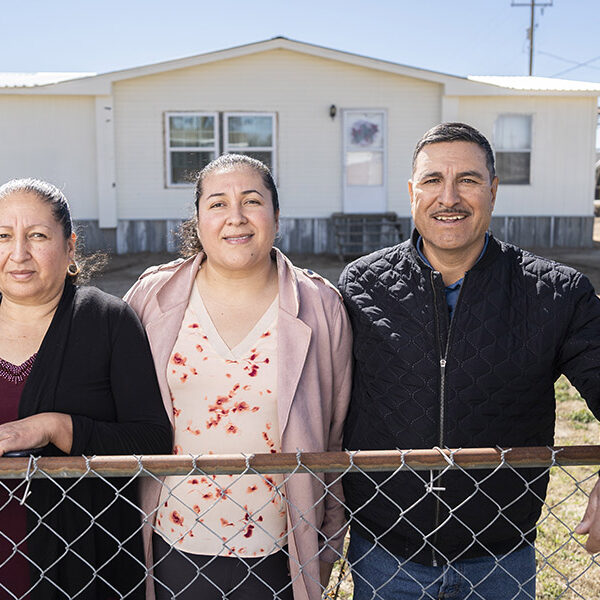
1 447 599 599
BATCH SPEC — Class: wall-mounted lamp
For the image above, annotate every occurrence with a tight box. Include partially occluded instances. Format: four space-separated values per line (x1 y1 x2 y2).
329 104 337 120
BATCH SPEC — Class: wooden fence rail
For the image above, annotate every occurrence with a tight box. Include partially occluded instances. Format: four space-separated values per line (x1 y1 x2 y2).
1 446 599 479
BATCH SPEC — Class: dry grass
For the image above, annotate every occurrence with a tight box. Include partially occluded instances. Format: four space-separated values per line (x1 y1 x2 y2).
325 376 600 599
536 377 600 599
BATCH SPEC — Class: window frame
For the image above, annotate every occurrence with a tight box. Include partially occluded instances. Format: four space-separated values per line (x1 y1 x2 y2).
223 112 277 178
164 111 219 188
493 114 533 186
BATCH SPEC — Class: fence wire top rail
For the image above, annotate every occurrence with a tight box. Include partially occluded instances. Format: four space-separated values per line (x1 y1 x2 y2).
1 446 600 479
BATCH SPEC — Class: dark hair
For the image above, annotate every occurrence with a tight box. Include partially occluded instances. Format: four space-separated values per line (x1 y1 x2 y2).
0 177 106 283
179 154 279 257
0 177 73 238
412 122 496 180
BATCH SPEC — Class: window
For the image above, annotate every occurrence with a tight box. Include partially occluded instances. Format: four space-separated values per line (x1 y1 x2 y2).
165 112 276 187
494 115 532 185
224 113 276 173
166 113 218 186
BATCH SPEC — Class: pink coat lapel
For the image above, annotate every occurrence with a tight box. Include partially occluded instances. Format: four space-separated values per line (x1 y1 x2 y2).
274 250 312 438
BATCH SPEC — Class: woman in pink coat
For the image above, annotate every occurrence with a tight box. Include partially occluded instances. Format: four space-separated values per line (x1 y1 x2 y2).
125 154 352 600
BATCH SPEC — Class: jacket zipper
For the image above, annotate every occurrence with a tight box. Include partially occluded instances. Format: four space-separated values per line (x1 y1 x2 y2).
429 270 469 566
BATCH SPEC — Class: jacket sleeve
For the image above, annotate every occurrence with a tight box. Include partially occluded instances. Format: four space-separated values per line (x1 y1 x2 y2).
318 298 353 563
557 273 600 419
69 302 173 456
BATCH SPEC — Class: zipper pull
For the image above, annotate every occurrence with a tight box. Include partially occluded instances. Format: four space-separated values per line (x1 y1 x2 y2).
440 358 447 370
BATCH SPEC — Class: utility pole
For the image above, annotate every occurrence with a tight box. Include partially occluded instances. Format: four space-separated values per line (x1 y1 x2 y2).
511 0 553 76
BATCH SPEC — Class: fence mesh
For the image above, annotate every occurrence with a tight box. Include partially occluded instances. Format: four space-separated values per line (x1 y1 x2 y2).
1 447 599 599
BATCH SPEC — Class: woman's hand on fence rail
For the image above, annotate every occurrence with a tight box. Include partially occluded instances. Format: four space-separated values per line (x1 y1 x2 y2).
0 413 73 456
575 478 600 553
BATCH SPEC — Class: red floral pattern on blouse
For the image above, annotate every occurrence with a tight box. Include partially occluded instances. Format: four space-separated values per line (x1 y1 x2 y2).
156 290 284 557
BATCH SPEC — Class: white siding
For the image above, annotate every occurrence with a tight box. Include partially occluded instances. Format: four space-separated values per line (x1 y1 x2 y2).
112 49 442 220
455 96 597 216
0 95 97 219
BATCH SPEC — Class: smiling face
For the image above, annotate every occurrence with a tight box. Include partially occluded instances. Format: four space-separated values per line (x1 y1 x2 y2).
0 191 75 306
409 141 498 267
196 167 278 275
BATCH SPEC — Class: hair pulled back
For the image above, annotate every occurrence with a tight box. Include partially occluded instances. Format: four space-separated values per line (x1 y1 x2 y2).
179 154 279 257
0 178 106 283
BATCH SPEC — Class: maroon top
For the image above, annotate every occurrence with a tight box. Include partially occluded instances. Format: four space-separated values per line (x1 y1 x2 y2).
0 354 36 600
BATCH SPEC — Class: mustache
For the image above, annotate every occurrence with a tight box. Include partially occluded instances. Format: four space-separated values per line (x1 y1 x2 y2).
431 209 471 217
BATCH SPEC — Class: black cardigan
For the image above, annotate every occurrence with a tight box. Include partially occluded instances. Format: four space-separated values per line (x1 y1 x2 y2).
15 282 172 599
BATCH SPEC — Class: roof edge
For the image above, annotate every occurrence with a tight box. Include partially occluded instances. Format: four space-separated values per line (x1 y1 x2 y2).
1 38 598 97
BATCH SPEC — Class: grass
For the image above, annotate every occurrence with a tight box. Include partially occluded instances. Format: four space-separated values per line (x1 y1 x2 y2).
325 376 600 599
569 409 595 425
535 376 600 599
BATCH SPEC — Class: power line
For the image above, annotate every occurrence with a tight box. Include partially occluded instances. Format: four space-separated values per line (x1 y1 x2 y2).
537 51 600 75
551 54 600 78
511 0 553 76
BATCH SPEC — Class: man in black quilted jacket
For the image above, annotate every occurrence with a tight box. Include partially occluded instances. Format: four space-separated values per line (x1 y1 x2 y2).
338 122 600 600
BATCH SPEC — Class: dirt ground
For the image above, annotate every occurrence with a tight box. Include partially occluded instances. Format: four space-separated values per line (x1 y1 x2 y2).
90 218 600 297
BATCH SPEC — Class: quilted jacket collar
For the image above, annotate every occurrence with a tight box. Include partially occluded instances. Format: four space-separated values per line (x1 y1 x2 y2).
409 228 501 273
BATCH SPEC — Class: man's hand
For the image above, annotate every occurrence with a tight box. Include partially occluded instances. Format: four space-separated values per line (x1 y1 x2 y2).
575 477 600 553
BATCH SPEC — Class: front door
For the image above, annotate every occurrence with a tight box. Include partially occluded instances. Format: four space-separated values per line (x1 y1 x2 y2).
342 109 387 213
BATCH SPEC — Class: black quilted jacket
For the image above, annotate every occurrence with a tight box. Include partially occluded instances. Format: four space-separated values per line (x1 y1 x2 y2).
339 230 600 565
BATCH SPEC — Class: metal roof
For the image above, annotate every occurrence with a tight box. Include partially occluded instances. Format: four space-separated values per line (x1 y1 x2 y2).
0 72 95 87
468 76 600 92
0 39 598 96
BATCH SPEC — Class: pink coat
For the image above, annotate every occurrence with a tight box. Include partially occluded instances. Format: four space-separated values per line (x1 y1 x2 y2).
124 249 352 600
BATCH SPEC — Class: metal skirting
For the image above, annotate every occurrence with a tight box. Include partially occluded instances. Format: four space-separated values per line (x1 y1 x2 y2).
73 216 594 255
489 216 595 249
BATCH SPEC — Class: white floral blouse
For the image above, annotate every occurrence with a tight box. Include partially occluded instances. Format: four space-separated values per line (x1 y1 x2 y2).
155 284 286 557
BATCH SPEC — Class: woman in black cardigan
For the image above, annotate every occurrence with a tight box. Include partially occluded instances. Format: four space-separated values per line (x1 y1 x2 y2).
0 178 172 599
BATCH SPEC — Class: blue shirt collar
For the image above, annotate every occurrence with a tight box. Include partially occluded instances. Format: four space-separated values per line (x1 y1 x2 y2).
416 233 489 286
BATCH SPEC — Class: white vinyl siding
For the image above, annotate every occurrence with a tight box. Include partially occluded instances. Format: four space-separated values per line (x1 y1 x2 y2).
112 49 441 219
456 96 597 216
0 95 97 219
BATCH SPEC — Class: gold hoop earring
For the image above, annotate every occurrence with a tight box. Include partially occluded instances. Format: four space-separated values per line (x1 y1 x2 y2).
67 262 80 276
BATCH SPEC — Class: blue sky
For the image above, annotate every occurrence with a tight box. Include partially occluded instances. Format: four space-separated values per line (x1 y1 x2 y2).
2 0 600 83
